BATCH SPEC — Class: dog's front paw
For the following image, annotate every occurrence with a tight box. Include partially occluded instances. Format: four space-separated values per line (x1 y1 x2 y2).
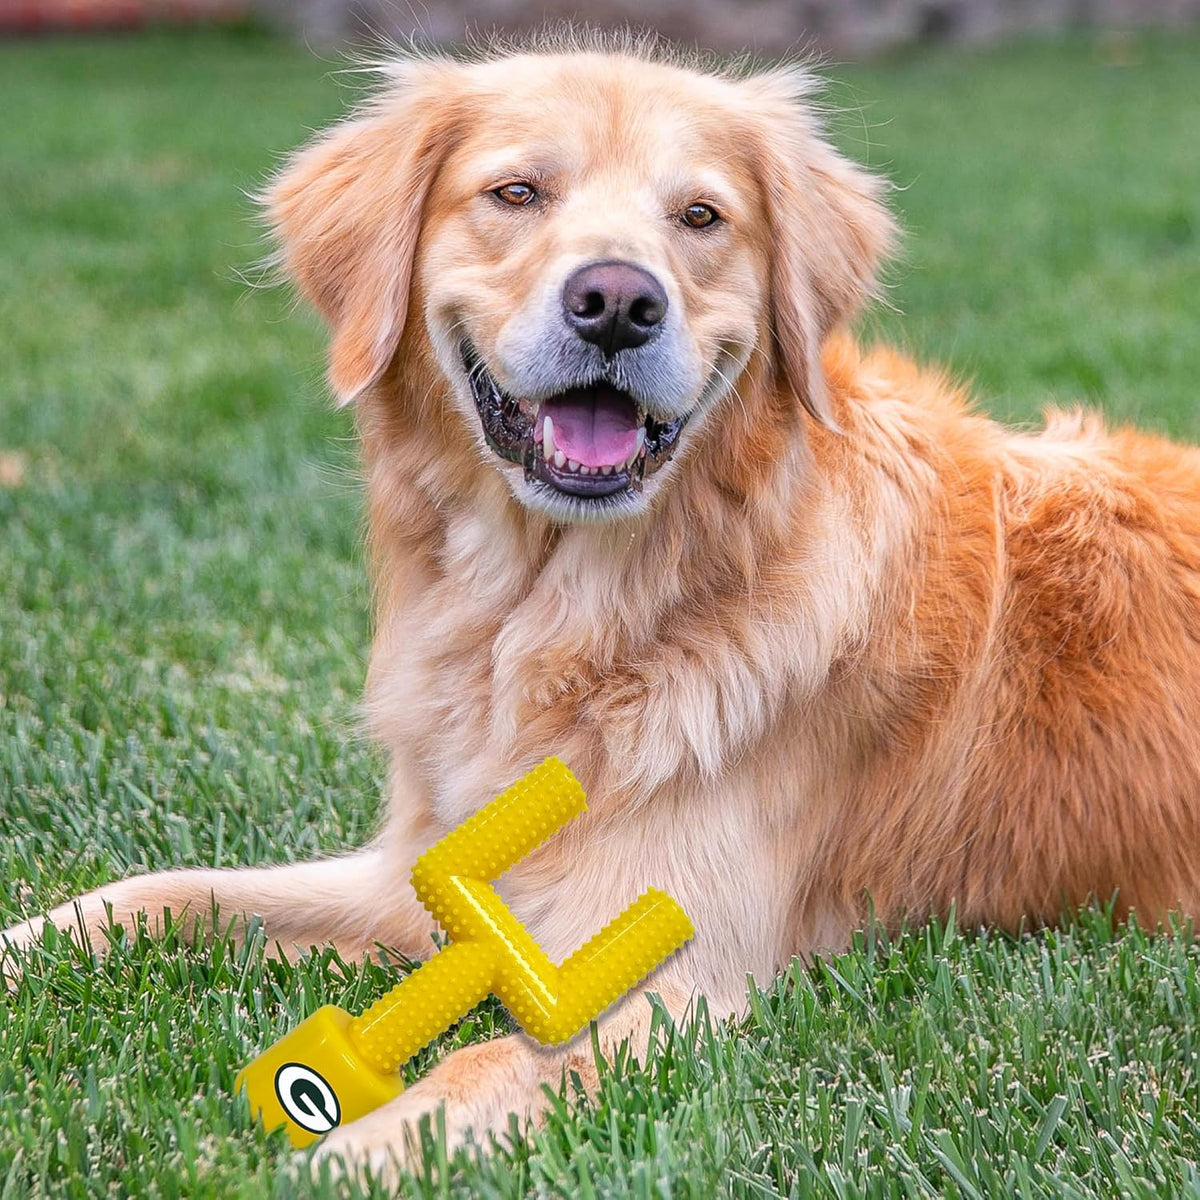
0 915 59 991
306 1035 545 1182
1 915 44 954
307 1088 459 1185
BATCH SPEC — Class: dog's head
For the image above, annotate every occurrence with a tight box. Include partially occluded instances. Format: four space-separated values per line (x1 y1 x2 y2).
267 40 895 523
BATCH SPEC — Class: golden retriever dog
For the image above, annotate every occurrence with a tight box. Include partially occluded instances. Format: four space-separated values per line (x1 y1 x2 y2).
7 31 1200 1177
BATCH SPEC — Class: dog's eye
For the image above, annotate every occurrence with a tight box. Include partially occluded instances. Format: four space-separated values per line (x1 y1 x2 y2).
494 182 537 206
681 203 719 229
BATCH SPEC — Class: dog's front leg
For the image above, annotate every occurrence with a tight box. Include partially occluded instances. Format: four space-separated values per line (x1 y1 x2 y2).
2 839 436 978
311 971 704 1181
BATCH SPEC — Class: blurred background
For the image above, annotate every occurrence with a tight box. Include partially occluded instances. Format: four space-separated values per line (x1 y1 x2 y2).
2 0 1198 52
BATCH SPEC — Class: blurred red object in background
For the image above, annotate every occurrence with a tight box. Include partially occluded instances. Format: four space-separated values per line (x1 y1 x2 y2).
0 0 247 34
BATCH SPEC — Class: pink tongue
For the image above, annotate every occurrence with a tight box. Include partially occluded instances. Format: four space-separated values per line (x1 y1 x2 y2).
544 386 639 468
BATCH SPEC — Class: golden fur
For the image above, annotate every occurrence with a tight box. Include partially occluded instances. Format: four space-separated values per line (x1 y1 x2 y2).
7 34 1200 1178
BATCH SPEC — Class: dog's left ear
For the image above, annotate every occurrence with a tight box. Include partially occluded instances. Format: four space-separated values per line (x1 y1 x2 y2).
263 61 460 406
742 69 898 429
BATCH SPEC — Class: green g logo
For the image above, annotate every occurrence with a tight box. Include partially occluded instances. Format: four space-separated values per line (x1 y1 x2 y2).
274 1063 341 1135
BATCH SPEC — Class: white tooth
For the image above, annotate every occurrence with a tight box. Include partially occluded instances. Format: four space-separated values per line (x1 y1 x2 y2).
553 450 566 469
602 464 614 475
636 427 646 453
542 415 556 458
580 465 591 475
567 458 580 473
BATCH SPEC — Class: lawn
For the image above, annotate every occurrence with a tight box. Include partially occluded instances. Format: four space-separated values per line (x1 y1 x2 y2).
2 26 1199 1199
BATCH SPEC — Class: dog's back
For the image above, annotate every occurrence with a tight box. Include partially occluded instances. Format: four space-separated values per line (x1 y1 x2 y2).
813 341 1200 935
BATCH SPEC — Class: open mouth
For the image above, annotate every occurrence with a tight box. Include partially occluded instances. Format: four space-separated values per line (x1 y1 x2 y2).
463 344 687 500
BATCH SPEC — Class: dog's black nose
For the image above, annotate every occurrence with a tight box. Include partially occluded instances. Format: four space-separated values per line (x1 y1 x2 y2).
562 261 667 354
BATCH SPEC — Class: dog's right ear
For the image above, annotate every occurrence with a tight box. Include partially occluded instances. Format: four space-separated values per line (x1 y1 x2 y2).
264 63 459 406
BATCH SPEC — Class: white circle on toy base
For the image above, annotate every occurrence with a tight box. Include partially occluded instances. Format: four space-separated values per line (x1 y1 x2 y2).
274 1062 342 1134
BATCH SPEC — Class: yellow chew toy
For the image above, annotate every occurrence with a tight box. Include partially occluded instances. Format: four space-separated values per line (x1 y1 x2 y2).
235 757 693 1147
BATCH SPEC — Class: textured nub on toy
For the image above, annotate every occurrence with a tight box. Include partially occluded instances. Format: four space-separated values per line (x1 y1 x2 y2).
236 756 694 1147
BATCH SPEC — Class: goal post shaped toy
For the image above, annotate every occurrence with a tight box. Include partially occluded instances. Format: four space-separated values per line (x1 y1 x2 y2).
235 757 694 1147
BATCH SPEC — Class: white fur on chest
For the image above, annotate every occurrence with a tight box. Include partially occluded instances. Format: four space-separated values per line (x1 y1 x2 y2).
367 476 888 835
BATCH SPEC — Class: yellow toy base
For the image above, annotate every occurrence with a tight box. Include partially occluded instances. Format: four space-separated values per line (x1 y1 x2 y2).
235 1005 404 1148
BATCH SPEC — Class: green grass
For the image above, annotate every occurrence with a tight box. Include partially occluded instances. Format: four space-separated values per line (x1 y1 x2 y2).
2 27 1199 1199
